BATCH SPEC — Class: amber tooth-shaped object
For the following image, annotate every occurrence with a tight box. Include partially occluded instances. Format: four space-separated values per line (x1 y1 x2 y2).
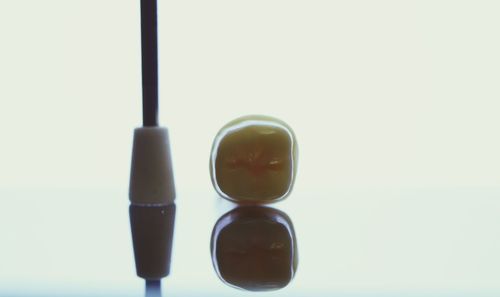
211 206 298 291
210 115 298 203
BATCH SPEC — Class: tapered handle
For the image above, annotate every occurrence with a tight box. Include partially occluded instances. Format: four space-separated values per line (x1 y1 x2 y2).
129 126 176 205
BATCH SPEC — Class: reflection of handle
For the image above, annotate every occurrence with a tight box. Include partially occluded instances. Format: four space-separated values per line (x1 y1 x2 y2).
145 280 162 297
130 204 176 280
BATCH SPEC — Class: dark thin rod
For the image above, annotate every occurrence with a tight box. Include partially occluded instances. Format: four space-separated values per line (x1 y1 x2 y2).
141 0 159 127
145 280 162 297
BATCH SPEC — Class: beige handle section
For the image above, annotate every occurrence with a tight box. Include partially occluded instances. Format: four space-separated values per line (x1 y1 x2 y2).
129 127 176 205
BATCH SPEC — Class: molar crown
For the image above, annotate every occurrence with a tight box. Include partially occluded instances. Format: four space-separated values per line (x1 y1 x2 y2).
210 115 298 204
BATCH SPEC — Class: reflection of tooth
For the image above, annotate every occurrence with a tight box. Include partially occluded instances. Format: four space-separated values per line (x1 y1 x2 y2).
270 242 285 249
210 115 298 203
211 206 298 291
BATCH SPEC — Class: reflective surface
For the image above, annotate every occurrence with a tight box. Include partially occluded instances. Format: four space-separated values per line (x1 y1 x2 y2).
2 188 500 296
211 206 298 291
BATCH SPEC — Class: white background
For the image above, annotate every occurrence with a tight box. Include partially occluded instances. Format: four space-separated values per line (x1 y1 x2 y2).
1 0 499 192
1 1 500 296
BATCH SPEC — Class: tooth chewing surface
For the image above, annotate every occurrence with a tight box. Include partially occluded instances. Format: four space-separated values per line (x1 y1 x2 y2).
210 115 297 203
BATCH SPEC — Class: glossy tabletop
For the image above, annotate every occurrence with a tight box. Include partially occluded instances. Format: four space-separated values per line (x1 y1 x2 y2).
1 187 500 297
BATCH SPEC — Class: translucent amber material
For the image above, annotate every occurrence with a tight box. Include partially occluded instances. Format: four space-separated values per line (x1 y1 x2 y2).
210 115 297 203
210 206 298 291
